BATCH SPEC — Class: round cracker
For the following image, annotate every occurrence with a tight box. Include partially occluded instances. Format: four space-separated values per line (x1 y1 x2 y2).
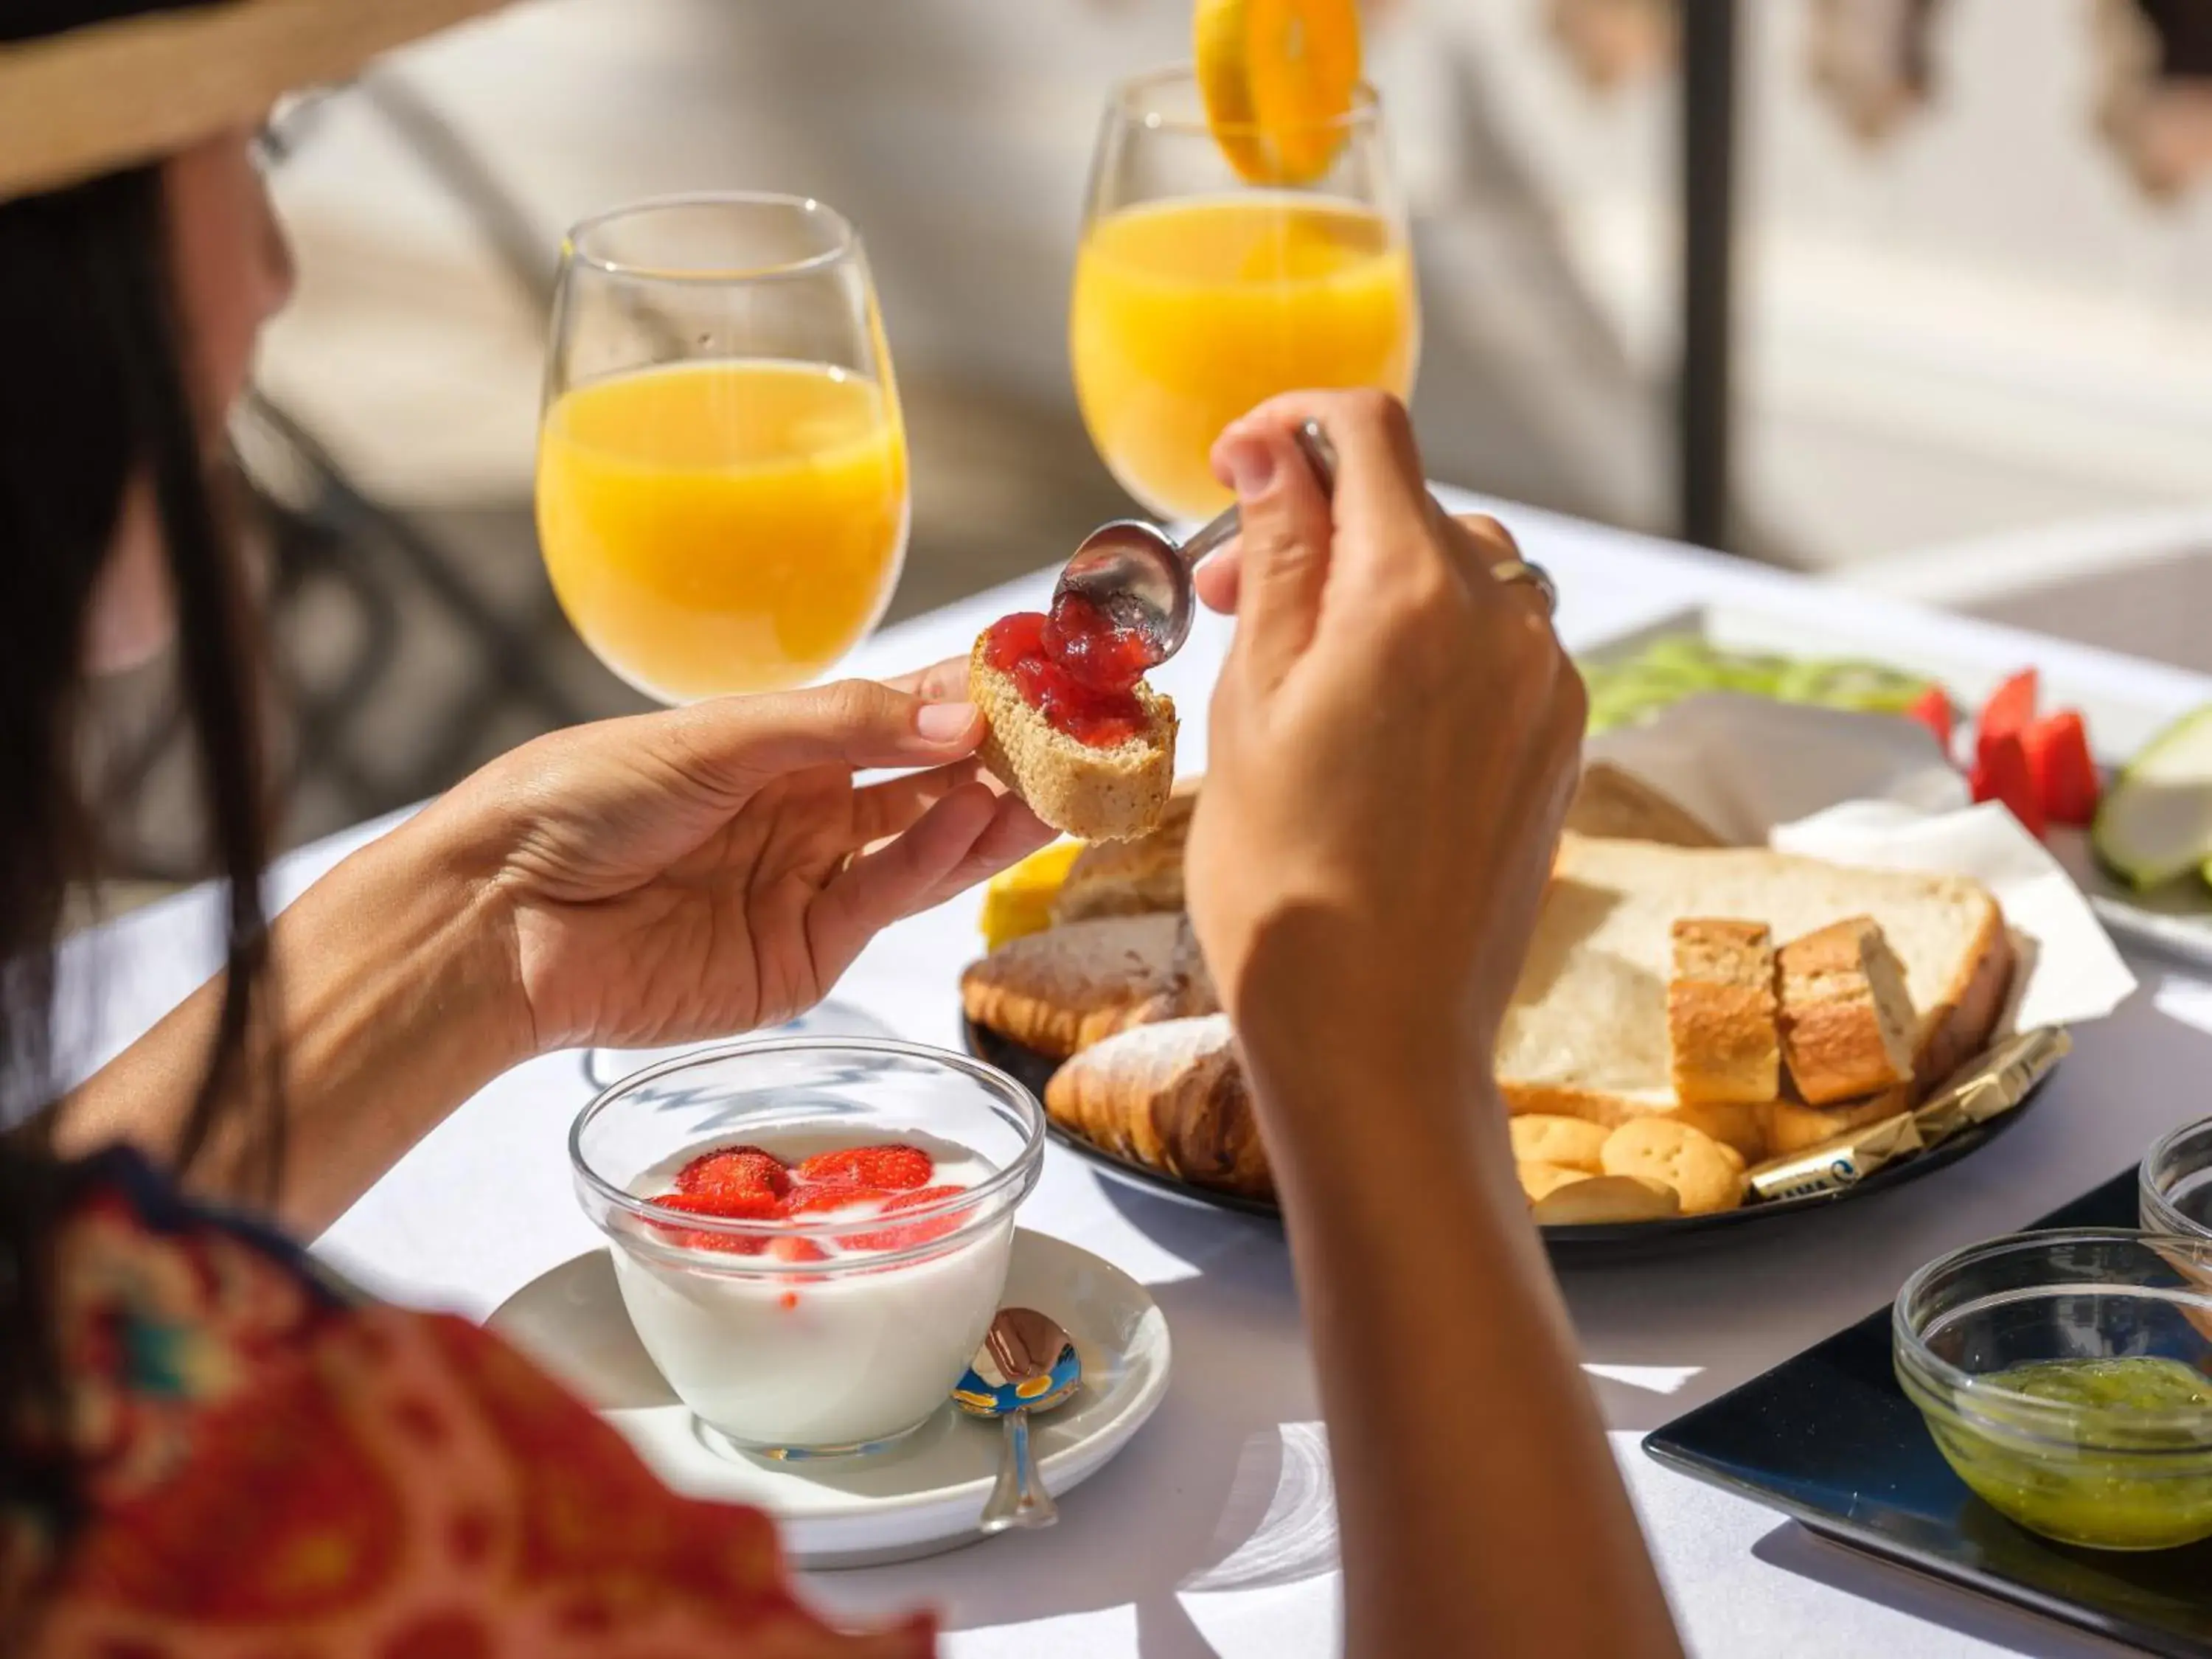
1531 1174 1680 1226
1509 1114 1610 1174
1601 1116 1745 1214
1517 1160 1590 1206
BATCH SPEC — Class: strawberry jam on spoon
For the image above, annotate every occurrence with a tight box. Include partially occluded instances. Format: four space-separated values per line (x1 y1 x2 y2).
1043 418 1340 682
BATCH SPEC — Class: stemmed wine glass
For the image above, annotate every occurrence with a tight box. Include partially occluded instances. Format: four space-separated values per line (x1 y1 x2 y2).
536 193 906 1084
1070 66 1419 523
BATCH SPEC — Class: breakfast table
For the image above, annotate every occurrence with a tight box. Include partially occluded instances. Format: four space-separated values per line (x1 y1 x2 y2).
60 487 2212 1659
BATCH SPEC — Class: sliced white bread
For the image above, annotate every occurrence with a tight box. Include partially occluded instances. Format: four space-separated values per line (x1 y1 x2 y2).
970 634 1175 842
1499 835 2011 1147
1563 762 1725 848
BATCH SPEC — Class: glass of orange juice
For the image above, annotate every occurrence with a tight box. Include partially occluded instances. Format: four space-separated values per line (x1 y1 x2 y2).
538 192 908 704
539 194 907 1079
1071 66 1419 522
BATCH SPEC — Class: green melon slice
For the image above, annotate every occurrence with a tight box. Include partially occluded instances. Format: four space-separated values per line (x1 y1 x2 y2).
2093 707 2212 890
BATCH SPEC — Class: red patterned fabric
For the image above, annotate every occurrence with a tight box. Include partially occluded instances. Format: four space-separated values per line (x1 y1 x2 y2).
4 1152 933 1658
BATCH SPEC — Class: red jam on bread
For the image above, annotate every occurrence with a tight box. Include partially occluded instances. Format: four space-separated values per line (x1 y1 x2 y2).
982 592 1160 748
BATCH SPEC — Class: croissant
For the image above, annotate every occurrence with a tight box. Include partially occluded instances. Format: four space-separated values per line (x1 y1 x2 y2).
1043 1014 1273 1200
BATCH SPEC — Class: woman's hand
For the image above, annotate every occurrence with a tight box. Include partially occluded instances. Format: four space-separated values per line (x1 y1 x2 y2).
1185 389 1585 1099
428 661 1051 1056
1184 397 1685 1659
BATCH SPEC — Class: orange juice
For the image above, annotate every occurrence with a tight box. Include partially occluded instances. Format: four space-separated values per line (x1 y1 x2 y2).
1071 194 1417 518
536 360 907 701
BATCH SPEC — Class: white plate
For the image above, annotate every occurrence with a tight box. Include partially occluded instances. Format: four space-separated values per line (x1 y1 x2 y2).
486 1228 1172 1568
1580 603 2212 970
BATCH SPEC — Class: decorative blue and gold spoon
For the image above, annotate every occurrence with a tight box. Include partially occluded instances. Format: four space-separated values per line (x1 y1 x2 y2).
955 1307 1083 1534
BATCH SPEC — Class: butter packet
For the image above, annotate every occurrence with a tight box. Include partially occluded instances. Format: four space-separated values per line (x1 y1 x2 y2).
1913 1026 2073 1149
1747 1112 1925 1203
1747 1026 2072 1205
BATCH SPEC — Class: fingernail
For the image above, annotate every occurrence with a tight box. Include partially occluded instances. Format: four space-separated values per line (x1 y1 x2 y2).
916 701 978 742
1223 435 1277 498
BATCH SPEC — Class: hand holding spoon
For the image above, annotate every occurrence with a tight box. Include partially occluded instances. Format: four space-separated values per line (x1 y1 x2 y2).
1050 420 1337 672
1051 416 1557 672
955 1307 1083 1534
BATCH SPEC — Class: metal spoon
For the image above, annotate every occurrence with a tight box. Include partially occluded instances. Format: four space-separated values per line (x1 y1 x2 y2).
1052 419 1338 669
954 1307 1083 1534
1051 417 1559 668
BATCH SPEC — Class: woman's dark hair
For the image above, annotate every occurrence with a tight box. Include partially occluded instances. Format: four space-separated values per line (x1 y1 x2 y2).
0 140 275 1532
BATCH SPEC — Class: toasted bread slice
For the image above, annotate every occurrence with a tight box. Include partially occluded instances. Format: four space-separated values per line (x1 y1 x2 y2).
1565 762 1725 848
1667 918 1780 1107
1500 835 2011 1143
1776 916 1918 1105
1053 778 1200 923
961 913 1185 1060
970 635 1175 841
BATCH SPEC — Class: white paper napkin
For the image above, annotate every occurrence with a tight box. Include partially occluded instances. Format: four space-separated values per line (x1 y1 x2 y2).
1587 694 2138 1030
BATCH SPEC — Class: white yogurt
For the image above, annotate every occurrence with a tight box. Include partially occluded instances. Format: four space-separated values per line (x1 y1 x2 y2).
610 1127 1012 1454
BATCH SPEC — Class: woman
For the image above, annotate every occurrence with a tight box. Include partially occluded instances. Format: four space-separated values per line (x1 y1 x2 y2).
1 3 1682 1655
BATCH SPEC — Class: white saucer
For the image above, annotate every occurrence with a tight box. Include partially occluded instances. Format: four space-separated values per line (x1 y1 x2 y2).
487 1228 1171 1568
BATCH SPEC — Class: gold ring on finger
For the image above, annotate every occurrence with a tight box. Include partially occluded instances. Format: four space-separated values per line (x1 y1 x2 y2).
1489 558 1558 616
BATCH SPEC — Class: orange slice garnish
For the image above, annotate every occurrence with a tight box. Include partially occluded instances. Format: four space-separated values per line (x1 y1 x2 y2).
1193 0 1364 186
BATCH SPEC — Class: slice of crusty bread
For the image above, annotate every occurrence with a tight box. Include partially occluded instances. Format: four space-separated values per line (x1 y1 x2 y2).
1776 916 1917 1106
970 634 1175 842
961 913 1186 1060
1565 762 1725 848
1499 835 2012 1140
1052 778 1200 924
1667 919 1780 1107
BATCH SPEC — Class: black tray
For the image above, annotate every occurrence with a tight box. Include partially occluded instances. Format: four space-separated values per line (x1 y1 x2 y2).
1646 1170 2212 1657
965 1018 2054 1261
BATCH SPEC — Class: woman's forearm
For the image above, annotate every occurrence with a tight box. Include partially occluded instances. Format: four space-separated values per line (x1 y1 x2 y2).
55 810 532 1235
1247 1040 1684 1659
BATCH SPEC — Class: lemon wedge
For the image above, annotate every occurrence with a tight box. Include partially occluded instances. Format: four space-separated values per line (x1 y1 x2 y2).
1193 0 1363 186
979 840 1087 952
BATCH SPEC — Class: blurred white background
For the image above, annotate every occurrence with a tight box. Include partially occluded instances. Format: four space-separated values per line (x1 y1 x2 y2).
84 0 2211 882
260 0 2212 569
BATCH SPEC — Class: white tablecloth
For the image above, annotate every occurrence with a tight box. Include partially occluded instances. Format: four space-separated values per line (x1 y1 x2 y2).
60 492 2212 1658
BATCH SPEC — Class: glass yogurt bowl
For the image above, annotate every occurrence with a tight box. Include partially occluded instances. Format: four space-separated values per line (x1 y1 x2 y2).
571 1037 1044 1458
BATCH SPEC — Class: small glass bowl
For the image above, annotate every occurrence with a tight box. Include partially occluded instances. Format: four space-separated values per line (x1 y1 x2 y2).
1894 1229 2212 1551
2142 1116 2212 1244
571 1037 1045 1459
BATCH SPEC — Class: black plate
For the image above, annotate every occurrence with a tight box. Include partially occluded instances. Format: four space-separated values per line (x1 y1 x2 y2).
1646 1171 2212 1657
963 1018 2054 1259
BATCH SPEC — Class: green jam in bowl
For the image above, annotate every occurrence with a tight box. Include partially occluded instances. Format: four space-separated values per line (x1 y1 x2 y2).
1895 1231 2212 1553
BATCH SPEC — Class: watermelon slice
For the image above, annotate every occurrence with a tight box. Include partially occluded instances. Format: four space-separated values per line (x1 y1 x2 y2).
1975 669 2038 771
1971 728 2045 839
2022 709 2099 827
1905 685 1954 755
